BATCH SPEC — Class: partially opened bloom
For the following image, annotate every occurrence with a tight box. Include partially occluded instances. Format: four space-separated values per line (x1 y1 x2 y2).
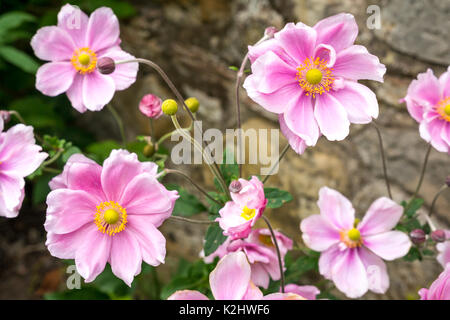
300 187 411 298
243 13 385 154
419 264 450 300
31 4 138 112
169 251 304 300
216 176 267 239
436 230 450 268
139 94 163 119
45 149 179 286
204 228 293 289
402 67 450 153
0 122 48 218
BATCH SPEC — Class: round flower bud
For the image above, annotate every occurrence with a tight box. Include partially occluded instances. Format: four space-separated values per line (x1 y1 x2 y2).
185 97 200 113
229 180 242 193
431 229 446 243
161 99 178 115
264 26 277 39
97 57 115 75
446 176 450 187
410 229 426 245
143 142 155 157
0 110 11 123
139 94 163 119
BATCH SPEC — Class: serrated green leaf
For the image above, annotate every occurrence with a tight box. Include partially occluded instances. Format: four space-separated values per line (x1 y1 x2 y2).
264 187 293 208
404 198 424 218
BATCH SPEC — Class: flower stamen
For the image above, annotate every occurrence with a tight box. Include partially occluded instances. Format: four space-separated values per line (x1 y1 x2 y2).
240 206 256 221
71 47 97 74
296 57 334 98
340 227 363 248
436 97 450 122
94 201 127 236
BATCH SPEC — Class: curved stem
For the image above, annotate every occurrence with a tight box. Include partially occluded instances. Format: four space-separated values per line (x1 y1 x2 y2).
42 149 63 167
157 121 193 146
107 104 126 146
235 53 249 178
429 184 448 217
262 144 290 184
262 215 285 293
372 122 392 199
169 215 215 225
164 169 222 205
413 144 432 199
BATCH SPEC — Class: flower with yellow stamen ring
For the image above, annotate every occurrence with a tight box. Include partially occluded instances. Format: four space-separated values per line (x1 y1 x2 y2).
296 57 334 98
340 227 363 248
436 97 450 122
240 206 256 221
71 47 97 74
94 201 127 236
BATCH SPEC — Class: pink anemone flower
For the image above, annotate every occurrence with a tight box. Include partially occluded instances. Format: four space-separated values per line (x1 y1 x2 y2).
300 187 411 298
283 284 320 300
216 176 267 240
31 4 138 112
169 251 304 300
419 264 450 300
204 228 293 289
402 67 450 153
45 149 179 286
0 121 48 218
436 230 450 268
243 13 385 154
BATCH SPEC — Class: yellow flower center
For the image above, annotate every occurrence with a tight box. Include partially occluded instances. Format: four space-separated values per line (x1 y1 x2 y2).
296 57 334 98
340 227 363 248
71 47 97 74
436 97 450 122
94 201 127 236
258 234 274 247
347 228 361 241
240 206 256 221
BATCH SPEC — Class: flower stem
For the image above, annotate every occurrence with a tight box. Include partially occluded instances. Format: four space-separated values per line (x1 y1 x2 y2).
235 52 249 178
262 215 285 293
262 144 290 184
42 149 63 167
164 168 223 205
429 184 448 217
107 104 126 146
169 215 215 225
372 122 392 199
413 144 432 199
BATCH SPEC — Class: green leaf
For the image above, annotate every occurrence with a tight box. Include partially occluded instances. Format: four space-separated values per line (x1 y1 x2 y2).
86 140 121 163
404 198 424 218
165 184 207 217
219 148 239 185
0 11 35 40
0 46 39 74
32 173 54 205
203 223 227 256
62 146 82 163
403 247 422 262
264 187 293 208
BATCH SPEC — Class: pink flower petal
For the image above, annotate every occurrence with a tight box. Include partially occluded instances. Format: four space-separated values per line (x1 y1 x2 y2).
313 13 358 52
331 81 379 124
86 7 120 53
300 214 340 252
284 284 320 300
82 72 115 111
57 4 89 47
358 247 389 294
333 45 386 82
250 263 271 289
66 74 88 113
314 93 350 141
263 293 305 300
36 62 76 96
421 117 449 153
319 244 341 280
64 158 105 202
242 281 264 300
46 224 93 259
358 197 403 236
317 187 355 230
314 44 336 67
0 173 24 218
331 248 368 298
99 46 138 90
110 231 142 286
168 290 209 300
406 69 442 108
31 26 76 61
210 252 251 300
439 67 450 98
279 114 308 155
363 231 411 261
274 25 317 64
248 39 296 67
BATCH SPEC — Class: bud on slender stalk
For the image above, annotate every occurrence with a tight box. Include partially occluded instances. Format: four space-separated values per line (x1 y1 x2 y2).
410 229 426 245
139 94 163 119
0 110 11 123
97 57 115 75
264 26 277 39
185 97 200 113
431 229 446 243
143 142 155 157
229 180 242 193
161 99 178 115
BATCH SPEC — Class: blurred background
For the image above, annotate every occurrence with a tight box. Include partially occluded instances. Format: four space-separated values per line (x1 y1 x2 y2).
0 0 449 299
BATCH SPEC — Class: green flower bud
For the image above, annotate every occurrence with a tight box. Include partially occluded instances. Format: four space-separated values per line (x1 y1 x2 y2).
161 99 178 115
143 142 155 157
185 97 200 113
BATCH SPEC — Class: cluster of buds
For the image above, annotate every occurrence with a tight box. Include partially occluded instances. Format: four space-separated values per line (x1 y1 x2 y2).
410 228 447 245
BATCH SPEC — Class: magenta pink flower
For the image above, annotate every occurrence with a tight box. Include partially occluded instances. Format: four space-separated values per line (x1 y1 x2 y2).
139 94 163 119
31 4 138 112
216 176 267 239
300 187 411 298
243 14 385 154
45 149 179 285
402 67 450 153
0 122 47 218
204 228 293 289
283 284 320 300
437 230 450 268
419 264 450 300
169 251 304 300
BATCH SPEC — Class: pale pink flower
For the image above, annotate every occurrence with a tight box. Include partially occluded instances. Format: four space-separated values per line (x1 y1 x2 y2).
169 251 304 300
436 230 450 268
139 94 163 119
0 122 48 218
284 284 320 300
243 13 385 154
300 187 411 298
419 264 450 300
216 176 267 239
45 149 179 286
31 4 138 112
402 67 450 153
204 228 293 289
